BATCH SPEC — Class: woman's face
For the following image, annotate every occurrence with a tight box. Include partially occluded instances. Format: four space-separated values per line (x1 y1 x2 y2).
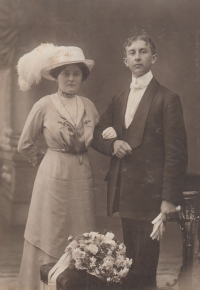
57 64 82 94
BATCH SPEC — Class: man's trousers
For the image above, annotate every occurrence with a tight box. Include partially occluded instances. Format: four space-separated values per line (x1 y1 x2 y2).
121 218 159 289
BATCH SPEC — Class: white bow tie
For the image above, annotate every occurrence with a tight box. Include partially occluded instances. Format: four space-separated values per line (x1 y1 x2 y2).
130 80 147 90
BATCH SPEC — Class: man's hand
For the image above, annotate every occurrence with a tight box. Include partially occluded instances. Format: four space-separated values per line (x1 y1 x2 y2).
102 127 117 139
113 140 132 158
161 200 176 222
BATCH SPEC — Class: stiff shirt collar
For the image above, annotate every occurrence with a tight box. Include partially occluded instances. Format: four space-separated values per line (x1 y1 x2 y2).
130 70 153 90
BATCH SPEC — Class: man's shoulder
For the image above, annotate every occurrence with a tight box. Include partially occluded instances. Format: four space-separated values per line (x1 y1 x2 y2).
112 88 129 103
156 80 178 98
155 80 182 105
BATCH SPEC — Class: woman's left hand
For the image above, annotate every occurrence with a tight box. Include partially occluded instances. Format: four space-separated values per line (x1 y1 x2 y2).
102 127 117 139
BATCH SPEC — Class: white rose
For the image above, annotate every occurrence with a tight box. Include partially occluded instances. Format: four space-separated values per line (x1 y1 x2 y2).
86 244 98 255
107 250 112 255
115 255 125 267
90 256 97 267
72 248 85 260
118 267 129 278
101 259 114 270
104 232 114 240
124 258 132 268
89 232 98 240
83 233 90 238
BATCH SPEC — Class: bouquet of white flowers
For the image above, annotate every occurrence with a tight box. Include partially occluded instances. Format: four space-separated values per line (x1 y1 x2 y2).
65 231 132 284
44 232 132 289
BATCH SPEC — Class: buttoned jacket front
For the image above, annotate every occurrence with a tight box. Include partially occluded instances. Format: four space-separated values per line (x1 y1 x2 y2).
91 78 188 219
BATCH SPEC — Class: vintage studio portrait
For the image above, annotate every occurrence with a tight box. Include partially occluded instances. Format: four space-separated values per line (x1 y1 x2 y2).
0 1 200 290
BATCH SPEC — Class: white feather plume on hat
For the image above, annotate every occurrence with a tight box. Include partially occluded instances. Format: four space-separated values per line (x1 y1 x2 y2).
17 43 94 92
17 43 56 92
17 43 57 92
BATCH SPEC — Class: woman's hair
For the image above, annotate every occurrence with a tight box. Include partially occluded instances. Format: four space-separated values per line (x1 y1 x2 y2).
123 34 156 56
50 62 90 81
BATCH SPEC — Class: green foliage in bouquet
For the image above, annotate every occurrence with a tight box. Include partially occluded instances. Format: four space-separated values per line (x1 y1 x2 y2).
65 232 132 284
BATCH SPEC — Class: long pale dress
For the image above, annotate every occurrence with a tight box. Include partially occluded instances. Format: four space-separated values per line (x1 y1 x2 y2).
17 93 99 290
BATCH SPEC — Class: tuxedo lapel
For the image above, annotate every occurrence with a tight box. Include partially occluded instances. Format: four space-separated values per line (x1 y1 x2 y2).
126 78 159 149
114 89 130 139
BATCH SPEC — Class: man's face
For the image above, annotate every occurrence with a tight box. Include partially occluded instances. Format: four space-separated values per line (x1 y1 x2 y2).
124 39 157 78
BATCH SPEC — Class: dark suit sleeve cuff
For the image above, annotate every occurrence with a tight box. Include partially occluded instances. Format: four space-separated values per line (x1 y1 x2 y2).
161 196 183 206
110 138 118 156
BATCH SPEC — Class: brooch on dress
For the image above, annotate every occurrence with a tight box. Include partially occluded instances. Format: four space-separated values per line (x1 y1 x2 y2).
84 120 91 125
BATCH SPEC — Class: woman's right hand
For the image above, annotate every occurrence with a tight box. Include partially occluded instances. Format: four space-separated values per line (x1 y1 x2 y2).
102 127 117 139
28 151 45 166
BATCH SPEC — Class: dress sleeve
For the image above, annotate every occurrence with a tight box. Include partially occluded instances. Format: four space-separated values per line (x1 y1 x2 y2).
91 95 117 156
18 100 45 166
91 101 100 126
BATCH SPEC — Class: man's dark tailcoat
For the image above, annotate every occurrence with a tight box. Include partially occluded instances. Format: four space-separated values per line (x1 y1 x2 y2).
91 78 188 220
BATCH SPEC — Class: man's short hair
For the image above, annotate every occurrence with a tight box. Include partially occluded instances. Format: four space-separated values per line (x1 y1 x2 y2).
123 34 156 56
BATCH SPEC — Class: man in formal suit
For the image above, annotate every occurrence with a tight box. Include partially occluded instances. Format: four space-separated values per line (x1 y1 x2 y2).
91 35 188 290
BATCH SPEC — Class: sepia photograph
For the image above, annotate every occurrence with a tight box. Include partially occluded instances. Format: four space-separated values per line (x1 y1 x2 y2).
0 0 200 289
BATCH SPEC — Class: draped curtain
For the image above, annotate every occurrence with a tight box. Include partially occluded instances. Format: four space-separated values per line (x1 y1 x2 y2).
0 0 20 67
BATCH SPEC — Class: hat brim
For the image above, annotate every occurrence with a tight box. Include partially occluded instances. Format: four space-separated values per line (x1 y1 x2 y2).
41 59 95 81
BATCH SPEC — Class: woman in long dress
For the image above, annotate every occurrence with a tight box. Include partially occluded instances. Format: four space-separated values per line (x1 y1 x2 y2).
17 45 111 290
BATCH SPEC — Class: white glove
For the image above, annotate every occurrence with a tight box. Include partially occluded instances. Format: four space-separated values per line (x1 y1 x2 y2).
102 127 117 139
150 205 181 241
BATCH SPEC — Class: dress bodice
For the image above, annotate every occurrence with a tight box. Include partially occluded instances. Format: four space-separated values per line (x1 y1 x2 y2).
18 94 99 166
56 111 87 154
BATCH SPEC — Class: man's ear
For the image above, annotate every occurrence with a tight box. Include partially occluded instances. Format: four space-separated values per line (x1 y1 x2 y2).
151 54 158 64
123 57 129 67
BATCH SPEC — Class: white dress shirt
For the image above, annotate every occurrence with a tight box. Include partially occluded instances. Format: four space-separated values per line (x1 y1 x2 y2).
124 71 153 129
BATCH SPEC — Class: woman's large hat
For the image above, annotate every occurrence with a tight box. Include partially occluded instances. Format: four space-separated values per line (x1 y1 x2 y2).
17 43 94 92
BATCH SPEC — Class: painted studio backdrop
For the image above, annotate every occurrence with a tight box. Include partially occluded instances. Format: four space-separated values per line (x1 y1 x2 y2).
0 1 200 288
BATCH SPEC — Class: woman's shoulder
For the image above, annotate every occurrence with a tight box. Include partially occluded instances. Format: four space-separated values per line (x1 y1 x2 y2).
39 93 56 103
79 96 99 122
79 96 96 109
34 94 56 108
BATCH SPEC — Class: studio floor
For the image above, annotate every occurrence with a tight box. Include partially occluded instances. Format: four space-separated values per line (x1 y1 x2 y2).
0 214 199 290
